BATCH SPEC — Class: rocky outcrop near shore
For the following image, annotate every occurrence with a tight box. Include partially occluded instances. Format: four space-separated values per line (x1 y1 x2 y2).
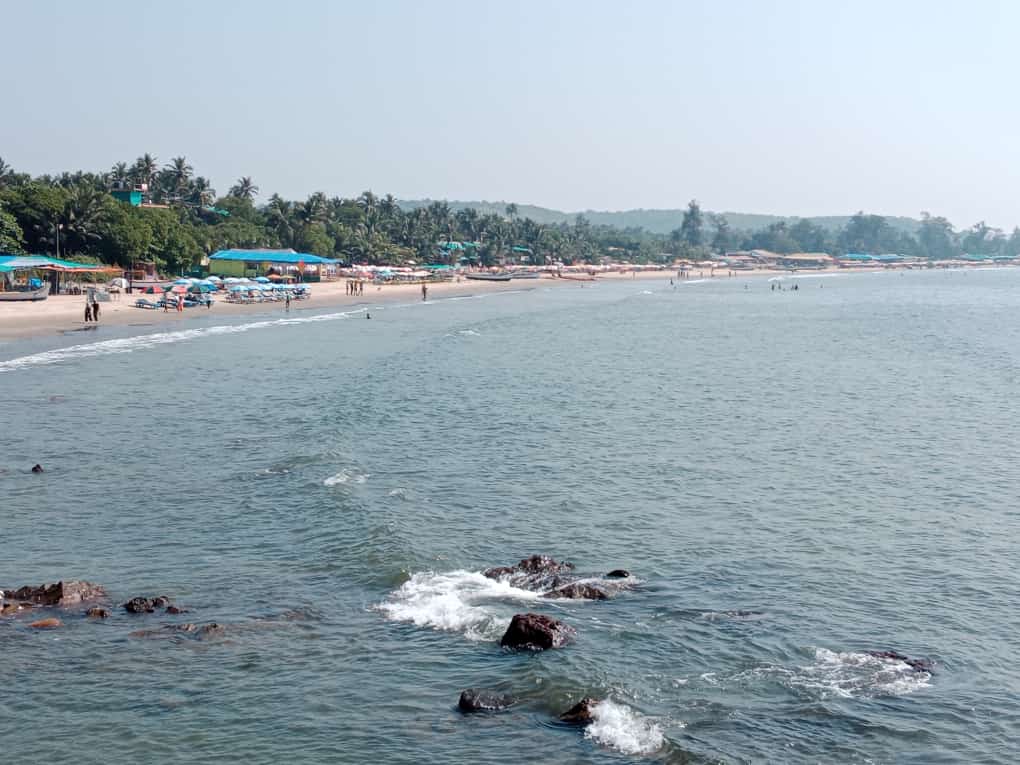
483 554 633 600
500 613 575 650
2 580 105 607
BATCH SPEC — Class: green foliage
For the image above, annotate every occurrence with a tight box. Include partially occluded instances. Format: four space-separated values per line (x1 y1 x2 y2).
0 155 1004 268
0 201 25 253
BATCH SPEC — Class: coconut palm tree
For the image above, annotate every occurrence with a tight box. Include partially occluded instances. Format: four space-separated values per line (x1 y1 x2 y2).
191 177 216 206
229 176 259 200
131 153 158 187
109 162 130 186
166 156 193 195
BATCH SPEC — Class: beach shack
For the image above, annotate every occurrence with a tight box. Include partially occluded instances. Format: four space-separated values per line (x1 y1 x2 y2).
208 249 338 281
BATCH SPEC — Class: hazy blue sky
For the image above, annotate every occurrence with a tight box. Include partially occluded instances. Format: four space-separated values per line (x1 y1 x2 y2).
3 1 1019 227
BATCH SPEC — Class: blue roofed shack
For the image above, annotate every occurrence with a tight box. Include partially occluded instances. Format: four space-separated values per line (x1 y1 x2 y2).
208 249 338 280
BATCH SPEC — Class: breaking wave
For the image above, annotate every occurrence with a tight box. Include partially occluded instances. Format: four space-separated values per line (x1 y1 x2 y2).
375 570 540 641
0 309 367 372
584 699 666 755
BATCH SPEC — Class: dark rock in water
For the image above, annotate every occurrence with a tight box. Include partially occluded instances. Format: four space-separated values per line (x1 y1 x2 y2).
559 697 601 725
500 613 575 650
31 464 44 473
5 581 105 607
123 596 172 614
542 583 609 600
458 689 516 713
1 603 20 616
867 650 933 673
165 605 187 615
85 607 109 618
605 569 630 579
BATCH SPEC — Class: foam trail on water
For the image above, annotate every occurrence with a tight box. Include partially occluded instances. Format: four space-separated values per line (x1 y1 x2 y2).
584 700 666 755
376 570 540 641
323 469 369 486
0 308 367 372
743 648 932 699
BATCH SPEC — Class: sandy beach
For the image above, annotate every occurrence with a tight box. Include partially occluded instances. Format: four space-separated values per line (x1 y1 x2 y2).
0 272 677 343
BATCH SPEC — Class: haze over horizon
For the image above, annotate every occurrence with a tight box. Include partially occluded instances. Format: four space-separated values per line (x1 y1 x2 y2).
4 0 1020 230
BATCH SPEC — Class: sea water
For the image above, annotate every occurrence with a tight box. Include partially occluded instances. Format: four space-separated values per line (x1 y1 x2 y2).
1 269 1018 763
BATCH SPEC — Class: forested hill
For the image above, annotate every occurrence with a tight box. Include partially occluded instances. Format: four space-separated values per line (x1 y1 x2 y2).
399 199 922 236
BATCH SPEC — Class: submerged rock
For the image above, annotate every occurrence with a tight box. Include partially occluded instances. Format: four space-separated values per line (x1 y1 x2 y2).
1 603 20 616
542 583 608 600
500 613 575 650
867 650 934 673
130 622 225 640
605 569 630 579
458 689 516 713
3 581 105 607
85 607 110 619
29 617 62 629
559 697 601 725
165 605 187 615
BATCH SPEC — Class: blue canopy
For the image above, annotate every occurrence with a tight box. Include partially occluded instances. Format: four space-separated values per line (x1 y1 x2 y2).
209 249 337 264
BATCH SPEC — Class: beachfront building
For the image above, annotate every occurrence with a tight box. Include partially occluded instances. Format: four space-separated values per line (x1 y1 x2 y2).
0 254 119 295
778 252 834 269
208 249 339 281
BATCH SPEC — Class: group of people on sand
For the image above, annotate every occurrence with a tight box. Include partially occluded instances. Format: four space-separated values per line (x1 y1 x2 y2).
83 298 101 323
162 294 185 313
346 280 364 296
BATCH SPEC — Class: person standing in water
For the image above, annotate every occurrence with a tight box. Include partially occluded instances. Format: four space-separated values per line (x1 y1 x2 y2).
84 301 92 322
92 299 100 322
285 292 291 311
422 283 428 301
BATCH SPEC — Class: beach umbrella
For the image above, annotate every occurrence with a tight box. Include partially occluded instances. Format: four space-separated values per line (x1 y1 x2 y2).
145 285 162 294
188 283 213 293
254 276 270 283
169 284 189 294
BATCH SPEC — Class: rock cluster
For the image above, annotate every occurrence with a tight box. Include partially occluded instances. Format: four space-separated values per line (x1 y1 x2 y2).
2 581 105 607
559 697 601 725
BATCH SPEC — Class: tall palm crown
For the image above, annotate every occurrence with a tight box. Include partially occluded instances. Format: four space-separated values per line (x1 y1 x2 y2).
229 176 259 200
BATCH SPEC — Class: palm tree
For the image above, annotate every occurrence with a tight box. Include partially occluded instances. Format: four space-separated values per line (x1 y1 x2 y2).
0 156 15 188
505 203 518 222
191 177 216 206
109 162 130 186
229 176 259 200
166 156 193 195
131 153 158 187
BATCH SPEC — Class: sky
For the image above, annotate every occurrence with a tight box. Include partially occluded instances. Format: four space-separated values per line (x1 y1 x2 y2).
3 0 1020 228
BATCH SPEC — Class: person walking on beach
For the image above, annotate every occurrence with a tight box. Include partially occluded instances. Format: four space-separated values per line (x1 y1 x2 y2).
422 283 428 301
285 292 291 311
84 301 92 323
92 299 100 322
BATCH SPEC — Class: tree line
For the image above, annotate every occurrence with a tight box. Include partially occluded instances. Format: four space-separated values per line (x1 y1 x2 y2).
0 155 1013 273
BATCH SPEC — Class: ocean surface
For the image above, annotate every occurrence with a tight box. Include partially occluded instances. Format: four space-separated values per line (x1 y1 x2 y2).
1 269 1018 764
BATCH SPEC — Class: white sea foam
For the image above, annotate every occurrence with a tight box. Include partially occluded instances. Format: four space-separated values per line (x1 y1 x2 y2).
584 699 666 755
0 308 367 373
376 570 540 641
323 469 369 486
749 648 931 699
682 279 710 284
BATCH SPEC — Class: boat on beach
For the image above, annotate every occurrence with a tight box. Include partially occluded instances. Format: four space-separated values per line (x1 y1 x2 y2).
509 270 541 279
466 272 512 282
0 283 50 301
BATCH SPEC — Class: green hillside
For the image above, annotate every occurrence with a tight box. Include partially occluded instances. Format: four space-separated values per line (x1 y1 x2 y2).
399 199 922 235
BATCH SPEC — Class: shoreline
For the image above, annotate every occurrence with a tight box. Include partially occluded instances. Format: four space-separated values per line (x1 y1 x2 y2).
0 264 1007 344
